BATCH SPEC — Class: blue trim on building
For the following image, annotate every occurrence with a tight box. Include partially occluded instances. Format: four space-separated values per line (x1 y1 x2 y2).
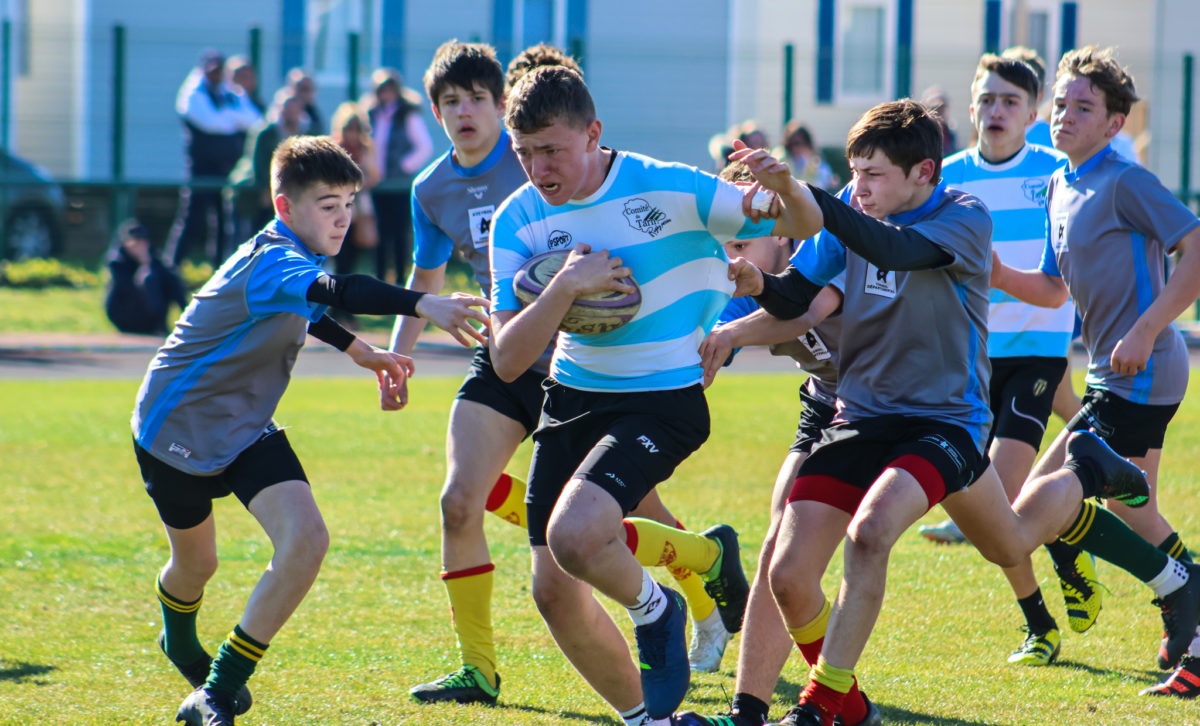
816 0 834 104
895 0 912 98
567 0 587 71
492 0 514 66
381 0 406 73
1060 2 1077 55
281 0 304 80
984 0 1001 55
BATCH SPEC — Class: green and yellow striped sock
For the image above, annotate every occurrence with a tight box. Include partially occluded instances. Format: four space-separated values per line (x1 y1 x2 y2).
205 625 268 698
156 577 205 665
1159 532 1193 564
1061 500 1168 583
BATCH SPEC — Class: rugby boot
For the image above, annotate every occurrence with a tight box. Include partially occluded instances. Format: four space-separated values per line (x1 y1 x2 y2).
700 525 751 633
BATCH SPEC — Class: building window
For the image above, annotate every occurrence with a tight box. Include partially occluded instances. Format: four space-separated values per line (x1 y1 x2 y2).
833 1 894 102
308 0 378 79
513 0 567 50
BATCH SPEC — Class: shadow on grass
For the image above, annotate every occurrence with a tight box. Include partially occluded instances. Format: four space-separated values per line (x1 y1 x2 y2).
493 702 615 723
1055 657 1164 684
0 661 56 685
876 704 1003 726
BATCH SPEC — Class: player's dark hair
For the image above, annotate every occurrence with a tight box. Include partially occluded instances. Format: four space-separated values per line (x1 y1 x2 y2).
846 99 943 182
1001 46 1046 89
972 53 1040 105
718 160 754 184
423 40 505 108
271 135 364 198
1057 45 1138 116
505 65 595 134
506 43 582 93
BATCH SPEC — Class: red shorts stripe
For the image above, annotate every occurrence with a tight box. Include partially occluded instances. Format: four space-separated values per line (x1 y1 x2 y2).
888 454 946 509
623 520 639 555
441 563 496 581
484 473 513 512
788 474 866 515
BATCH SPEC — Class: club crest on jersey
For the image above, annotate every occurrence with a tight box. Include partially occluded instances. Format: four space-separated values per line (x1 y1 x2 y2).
467 183 488 200
863 263 897 298
548 230 573 249
623 198 672 237
1022 178 1048 205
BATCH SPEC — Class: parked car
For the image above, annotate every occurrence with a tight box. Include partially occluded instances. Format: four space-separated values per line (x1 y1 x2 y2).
0 149 65 259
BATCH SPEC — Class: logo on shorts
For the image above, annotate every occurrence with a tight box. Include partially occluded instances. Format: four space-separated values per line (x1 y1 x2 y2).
1082 410 1115 439
548 230 573 249
637 435 659 453
168 442 192 459
1022 178 1048 205
1033 378 1048 397
919 434 966 475
606 471 627 487
623 198 672 237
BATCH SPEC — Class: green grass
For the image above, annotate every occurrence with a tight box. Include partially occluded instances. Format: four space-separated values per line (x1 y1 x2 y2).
1 373 1198 724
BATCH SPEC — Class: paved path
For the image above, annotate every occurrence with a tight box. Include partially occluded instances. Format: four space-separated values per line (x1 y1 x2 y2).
0 331 801 379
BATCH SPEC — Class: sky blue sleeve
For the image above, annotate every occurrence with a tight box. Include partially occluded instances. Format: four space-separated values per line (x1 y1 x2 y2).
1038 235 1061 277
412 192 455 270
717 295 759 325
488 196 530 312
789 229 846 286
245 247 327 321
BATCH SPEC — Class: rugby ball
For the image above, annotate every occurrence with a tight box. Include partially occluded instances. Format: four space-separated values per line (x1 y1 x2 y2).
513 250 641 335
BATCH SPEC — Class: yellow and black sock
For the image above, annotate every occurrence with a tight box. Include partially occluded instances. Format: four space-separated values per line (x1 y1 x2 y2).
443 564 498 687
205 625 268 698
1061 499 1168 583
156 577 205 665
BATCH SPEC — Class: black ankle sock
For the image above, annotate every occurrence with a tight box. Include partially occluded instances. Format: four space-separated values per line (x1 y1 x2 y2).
1016 589 1057 634
1063 457 1102 498
1044 539 1081 574
732 692 770 724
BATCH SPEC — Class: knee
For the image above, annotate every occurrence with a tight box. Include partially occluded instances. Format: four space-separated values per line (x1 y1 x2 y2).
844 516 897 562
531 576 574 626
168 551 219 585
277 517 329 571
546 527 595 578
439 479 485 533
972 539 1024 568
768 549 821 615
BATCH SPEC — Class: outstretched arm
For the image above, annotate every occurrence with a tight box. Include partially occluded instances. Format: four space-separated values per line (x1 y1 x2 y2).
728 140 824 242
307 315 416 409
990 250 1069 308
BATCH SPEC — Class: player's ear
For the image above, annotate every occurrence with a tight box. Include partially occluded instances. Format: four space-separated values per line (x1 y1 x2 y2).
912 158 937 187
585 119 602 152
430 102 442 124
274 193 292 222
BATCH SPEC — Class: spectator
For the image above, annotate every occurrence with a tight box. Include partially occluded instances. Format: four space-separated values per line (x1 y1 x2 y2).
330 101 381 278
735 120 770 150
226 55 264 116
922 85 959 155
165 50 262 268
777 120 839 190
707 131 735 172
286 68 323 135
105 220 189 335
366 68 433 283
229 89 308 238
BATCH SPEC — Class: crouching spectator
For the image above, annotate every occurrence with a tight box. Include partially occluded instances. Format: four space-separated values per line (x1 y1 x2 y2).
106 220 189 335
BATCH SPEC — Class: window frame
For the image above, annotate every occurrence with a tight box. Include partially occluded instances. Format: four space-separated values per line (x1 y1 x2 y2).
833 0 897 105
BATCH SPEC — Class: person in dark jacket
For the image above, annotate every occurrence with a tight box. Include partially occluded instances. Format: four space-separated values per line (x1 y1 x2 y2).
106 220 189 335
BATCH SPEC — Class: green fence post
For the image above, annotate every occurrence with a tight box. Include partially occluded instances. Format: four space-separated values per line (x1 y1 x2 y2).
249 25 262 75
347 32 359 101
783 42 794 129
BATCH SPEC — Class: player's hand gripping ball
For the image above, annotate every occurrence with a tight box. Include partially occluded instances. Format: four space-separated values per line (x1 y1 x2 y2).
513 250 641 335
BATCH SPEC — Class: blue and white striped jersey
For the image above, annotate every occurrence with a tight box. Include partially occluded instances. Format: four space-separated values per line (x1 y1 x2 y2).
942 143 1073 359
490 151 774 392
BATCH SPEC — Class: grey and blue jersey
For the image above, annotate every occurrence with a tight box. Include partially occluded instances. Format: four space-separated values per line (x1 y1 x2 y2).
490 150 774 392
1042 146 1197 405
793 183 994 452
412 130 529 293
131 221 328 475
942 144 1073 358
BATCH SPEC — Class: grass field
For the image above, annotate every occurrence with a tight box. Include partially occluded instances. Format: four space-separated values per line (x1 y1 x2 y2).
2 372 1199 725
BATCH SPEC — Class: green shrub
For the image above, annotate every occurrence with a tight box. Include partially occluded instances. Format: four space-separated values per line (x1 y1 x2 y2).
0 258 101 289
178 260 214 290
